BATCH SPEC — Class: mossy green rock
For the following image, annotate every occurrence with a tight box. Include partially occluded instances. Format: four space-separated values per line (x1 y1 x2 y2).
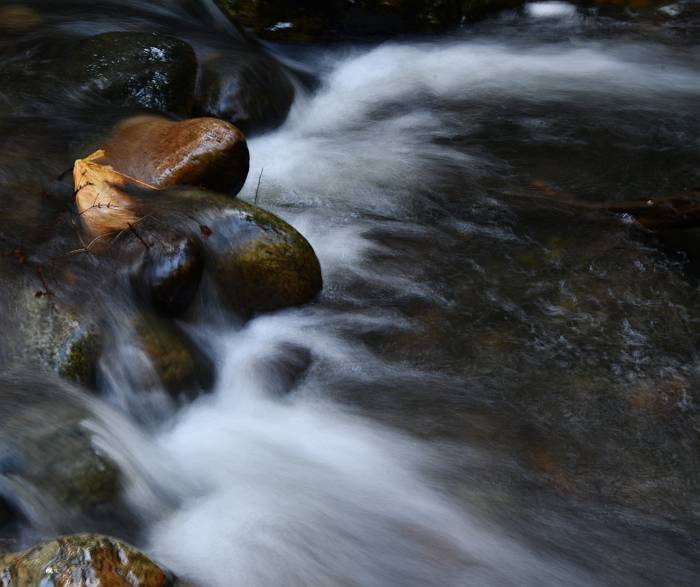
134 312 214 395
61 32 197 116
168 189 323 315
0 534 178 586
4 262 103 388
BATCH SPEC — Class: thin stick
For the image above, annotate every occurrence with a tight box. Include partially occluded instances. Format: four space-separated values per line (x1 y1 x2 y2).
254 167 264 206
127 222 151 249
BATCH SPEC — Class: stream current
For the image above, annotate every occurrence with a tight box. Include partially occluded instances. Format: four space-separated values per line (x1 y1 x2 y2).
1 1 700 585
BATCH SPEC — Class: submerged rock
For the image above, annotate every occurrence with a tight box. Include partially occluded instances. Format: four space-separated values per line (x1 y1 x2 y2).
197 50 295 134
167 189 323 315
61 32 197 116
256 342 313 395
134 312 214 395
101 115 250 195
0 534 179 586
0 375 123 533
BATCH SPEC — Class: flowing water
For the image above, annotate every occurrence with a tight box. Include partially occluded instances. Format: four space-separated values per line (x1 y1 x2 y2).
1 1 700 585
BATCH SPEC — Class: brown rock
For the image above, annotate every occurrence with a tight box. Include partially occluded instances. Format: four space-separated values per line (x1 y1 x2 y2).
0 534 179 586
100 115 250 195
0 5 41 33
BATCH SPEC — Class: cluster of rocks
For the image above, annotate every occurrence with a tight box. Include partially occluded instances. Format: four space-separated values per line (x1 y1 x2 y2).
60 30 297 135
3 27 323 395
0 16 323 582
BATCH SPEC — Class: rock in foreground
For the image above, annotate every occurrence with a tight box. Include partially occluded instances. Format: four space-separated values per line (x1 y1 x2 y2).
0 534 181 586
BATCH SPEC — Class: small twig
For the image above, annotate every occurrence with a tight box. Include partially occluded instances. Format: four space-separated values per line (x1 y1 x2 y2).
127 222 151 249
254 167 264 206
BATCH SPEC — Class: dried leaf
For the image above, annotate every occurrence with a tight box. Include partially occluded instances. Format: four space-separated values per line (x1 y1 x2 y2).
73 149 149 240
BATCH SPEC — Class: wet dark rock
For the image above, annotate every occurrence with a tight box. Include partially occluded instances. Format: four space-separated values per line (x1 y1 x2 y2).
461 0 524 21
166 189 323 315
0 375 124 534
134 312 214 395
215 0 518 40
61 32 197 116
0 495 21 536
101 114 250 195
0 534 180 586
130 234 205 317
197 50 295 135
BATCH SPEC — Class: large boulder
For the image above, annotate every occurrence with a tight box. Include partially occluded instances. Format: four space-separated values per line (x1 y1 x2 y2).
61 32 197 116
165 189 323 315
0 534 181 586
100 115 250 195
197 49 295 134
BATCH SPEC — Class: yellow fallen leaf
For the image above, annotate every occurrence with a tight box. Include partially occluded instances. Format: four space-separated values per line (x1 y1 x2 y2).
73 149 155 242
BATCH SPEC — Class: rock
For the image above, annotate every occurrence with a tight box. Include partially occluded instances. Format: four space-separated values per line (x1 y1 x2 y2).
342 0 463 34
461 0 524 21
5 262 103 388
216 0 467 40
130 234 205 317
197 49 295 134
100 115 250 195
0 5 41 33
0 375 123 532
166 189 323 315
0 534 179 586
216 0 334 42
61 32 197 116
0 496 20 535
134 312 214 395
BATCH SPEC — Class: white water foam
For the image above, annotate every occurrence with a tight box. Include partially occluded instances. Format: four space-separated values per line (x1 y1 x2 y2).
525 2 577 18
240 41 700 214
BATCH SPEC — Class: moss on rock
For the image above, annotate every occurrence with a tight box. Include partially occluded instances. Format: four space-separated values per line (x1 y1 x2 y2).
134 312 214 395
167 189 323 315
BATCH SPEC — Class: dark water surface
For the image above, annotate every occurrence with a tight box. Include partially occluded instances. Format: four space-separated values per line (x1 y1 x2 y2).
1 1 700 585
